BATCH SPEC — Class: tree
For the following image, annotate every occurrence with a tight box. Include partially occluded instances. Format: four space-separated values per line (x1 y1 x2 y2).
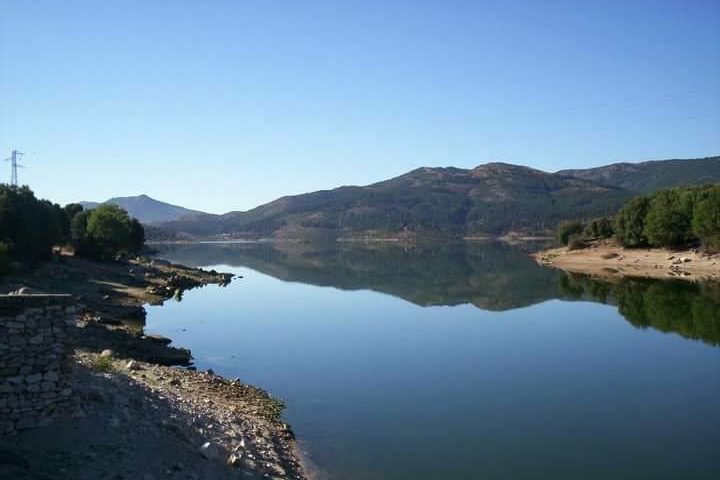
583 217 613 239
70 209 91 249
614 196 650 247
556 221 585 246
129 218 145 252
82 204 144 259
692 185 720 251
0 185 66 261
644 189 694 247
64 203 84 222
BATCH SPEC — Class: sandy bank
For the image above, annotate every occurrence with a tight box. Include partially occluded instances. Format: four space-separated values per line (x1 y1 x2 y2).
533 240 720 282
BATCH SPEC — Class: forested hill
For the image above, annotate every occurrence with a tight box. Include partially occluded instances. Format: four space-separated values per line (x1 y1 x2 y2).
557 156 720 192
153 157 720 240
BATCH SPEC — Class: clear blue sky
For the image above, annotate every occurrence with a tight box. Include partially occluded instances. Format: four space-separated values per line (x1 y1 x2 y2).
1 0 718 213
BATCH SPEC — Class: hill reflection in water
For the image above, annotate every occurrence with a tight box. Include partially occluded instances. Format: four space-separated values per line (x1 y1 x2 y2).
154 241 720 346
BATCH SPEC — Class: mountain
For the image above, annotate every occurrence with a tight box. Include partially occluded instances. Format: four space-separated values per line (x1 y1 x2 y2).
157 163 631 238
557 156 720 192
153 156 720 240
78 195 206 223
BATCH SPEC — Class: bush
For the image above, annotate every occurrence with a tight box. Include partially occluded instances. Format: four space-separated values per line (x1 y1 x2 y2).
567 234 587 251
91 355 113 372
557 221 585 246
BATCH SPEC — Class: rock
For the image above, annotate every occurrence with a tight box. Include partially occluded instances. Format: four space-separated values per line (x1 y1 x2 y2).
100 349 114 358
125 360 140 371
199 441 220 460
681 257 691 263
25 373 43 384
10 286 35 295
206 369 215 375
227 453 243 467
142 334 172 346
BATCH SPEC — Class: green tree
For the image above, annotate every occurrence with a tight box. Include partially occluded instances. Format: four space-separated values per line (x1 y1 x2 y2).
692 185 720 250
613 196 650 247
64 203 84 222
0 242 11 275
129 218 145 252
644 189 694 247
70 209 91 249
556 221 585 246
83 204 144 259
0 185 66 260
583 217 613 239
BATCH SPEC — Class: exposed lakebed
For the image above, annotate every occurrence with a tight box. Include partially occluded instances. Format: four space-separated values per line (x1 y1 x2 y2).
147 241 720 480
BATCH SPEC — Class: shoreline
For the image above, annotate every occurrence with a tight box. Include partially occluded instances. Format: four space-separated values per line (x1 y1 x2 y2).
149 235 555 245
533 240 720 282
1 254 307 480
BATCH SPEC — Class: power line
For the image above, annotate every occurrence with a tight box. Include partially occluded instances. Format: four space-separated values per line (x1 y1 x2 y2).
3 150 25 186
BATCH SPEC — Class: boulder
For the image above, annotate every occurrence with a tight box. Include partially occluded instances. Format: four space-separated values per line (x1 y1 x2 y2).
199 441 220 460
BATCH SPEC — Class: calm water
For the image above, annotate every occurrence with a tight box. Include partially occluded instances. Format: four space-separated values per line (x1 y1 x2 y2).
147 242 720 480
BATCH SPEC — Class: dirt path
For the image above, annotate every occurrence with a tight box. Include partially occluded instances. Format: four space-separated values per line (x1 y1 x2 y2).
534 240 720 281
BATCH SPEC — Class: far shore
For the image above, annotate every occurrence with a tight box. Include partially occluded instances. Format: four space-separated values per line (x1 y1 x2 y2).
148 234 555 245
534 239 720 282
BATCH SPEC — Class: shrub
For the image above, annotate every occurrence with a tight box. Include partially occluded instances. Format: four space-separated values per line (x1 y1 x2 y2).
92 355 113 372
567 234 587 251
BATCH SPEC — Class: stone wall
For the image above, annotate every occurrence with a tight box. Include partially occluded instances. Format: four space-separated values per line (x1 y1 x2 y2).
0 295 76 435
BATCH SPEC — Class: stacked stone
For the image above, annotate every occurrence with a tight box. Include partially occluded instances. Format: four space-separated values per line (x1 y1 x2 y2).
0 296 76 436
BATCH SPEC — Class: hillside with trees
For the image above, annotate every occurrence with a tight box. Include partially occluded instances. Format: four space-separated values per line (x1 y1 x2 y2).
555 184 720 252
152 157 720 240
557 156 720 193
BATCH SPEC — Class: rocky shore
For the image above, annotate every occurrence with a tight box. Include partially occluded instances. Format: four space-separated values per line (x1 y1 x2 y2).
0 254 307 480
534 239 720 282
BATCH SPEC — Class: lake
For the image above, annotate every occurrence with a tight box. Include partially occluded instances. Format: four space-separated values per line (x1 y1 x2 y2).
147 241 720 480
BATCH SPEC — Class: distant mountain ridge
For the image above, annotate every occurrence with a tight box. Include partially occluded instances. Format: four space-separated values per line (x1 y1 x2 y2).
79 195 206 223
557 156 720 192
151 156 719 240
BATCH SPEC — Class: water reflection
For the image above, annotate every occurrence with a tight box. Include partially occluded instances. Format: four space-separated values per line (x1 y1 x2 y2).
155 241 720 346
560 274 720 347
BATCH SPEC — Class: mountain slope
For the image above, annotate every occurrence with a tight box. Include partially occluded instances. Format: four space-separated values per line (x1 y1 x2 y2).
79 195 206 223
557 156 720 192
158 163 630 238
152 156 720 240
